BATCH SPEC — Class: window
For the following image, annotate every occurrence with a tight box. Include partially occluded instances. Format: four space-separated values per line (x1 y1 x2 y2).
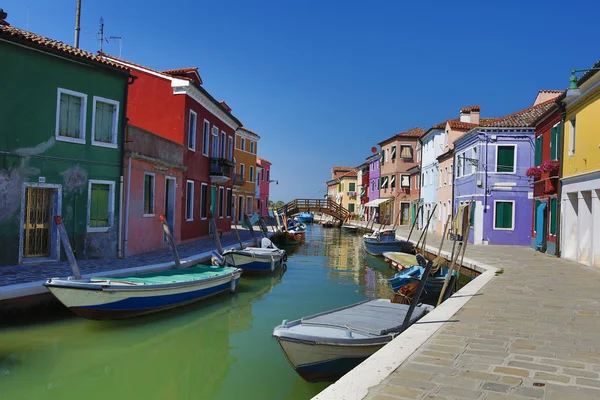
550 122 560 160
241 138 246 151
390 175 396 189
391 146 397 160
471 147 477 174
568 117 576 156
200 183 208 219
550 197 557 235
228 136 234 160
449 164 453 184
212 126 219 158
470 202 475 227
247 196 253 213
143 173 155 216
92 96 119 148
401 175 410 188
226 188 232 218
461 154 467 176
186 181 194 221
261 169 264 181
445 130 449 147
188 110 197 150
381 150 385 164
535 135 543 166
400 145 413 159
348 203 355 213
56 88 87 144
494 201 514 230
267 170 270 181
439 168 442 188
496 145 516 173
88 180 114 232
250 166 254 182
429 170 432 185
240 164 245 179
203 120 210 156
250 141 255 154
385 149 389 162
349 182 356 192
221 131 226 158
219 187 224 218
381 176 388 189
444 167 447 186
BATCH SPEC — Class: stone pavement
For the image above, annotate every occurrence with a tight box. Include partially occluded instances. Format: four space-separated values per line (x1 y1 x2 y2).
360 224 600 400
0 226 259 287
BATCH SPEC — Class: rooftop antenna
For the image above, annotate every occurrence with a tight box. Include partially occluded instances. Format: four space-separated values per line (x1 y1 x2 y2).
90 17 122 56
74 0 81 47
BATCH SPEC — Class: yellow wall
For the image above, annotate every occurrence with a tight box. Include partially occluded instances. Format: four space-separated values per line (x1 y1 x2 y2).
563 88 600 178
339 177 358 216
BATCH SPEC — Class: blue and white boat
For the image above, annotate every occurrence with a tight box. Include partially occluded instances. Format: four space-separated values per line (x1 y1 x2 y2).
363 229 413 256
273 299 433 382
222 238 287 275
388 265 455 295
44 265 242 320
296 212 314 223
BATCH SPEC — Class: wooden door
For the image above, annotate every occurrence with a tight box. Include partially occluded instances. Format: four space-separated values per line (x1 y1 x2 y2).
24 187 53 257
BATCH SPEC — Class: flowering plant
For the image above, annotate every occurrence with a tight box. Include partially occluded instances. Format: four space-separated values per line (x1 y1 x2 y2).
541 159 560 172
526 166 542 179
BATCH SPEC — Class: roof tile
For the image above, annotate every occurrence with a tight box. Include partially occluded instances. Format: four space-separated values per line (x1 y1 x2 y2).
482 98 559 128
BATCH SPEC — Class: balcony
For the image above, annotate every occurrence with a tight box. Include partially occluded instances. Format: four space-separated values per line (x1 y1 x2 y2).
210 158 234 184
232 173 245 188
347 191 357 197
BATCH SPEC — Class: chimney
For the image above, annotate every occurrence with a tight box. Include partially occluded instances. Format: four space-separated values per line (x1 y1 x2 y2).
0 8 9 26
459 107 471 123
469 105 480 124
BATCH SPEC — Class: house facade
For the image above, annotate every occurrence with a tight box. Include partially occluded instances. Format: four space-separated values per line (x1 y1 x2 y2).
407 164 421 226
366 154 380 221
453 100 556 245
419 123 445 232
257 157 271 217
559 62 600 267
103 56 241 241
530 103 561 256
0 24 130 266
358 162 369 220
233 128 259 222
378 128 424 226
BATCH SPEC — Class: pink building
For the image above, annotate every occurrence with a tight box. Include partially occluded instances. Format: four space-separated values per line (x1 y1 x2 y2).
257 158 272 216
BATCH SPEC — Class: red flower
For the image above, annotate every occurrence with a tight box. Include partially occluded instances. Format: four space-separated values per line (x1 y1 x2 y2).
526 166 542 178
541 159 560 172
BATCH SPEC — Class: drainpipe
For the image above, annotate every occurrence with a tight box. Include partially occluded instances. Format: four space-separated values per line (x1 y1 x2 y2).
124 158 131 257
556 101 567 257
120 74 137 258
118 175 124 257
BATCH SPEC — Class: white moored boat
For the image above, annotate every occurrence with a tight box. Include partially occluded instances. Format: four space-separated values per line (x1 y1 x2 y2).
222 238 287 275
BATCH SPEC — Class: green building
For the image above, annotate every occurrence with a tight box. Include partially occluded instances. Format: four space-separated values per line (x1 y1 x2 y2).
0 23 131 266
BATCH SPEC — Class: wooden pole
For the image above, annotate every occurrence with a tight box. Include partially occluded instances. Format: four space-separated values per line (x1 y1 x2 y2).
233 222 244 250
415 203 437 254
160 215 181 268
401 257 435 329
454 198 474 291
406 204 422 243
53 216 82 279
210 217 224 255
244 214 260 247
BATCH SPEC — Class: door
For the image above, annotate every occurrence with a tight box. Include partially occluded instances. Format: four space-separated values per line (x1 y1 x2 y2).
23 187 53 258
411 203 416 225
400 203 410 225
164 178 176 241
535 201 547 251
238 196 244 222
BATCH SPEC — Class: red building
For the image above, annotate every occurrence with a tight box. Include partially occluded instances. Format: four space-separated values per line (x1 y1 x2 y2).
257 157 272 217
359 161 369 219
103 55 242 247
530 100 561 256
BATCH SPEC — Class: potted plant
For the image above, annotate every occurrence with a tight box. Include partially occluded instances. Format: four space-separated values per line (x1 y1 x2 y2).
541 159 560 173
526 166 542 180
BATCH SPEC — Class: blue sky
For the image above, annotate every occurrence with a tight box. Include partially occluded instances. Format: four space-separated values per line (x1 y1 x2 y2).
4 0 599 202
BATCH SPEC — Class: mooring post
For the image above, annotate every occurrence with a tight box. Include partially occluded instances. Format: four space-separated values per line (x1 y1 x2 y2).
402 256 434 329
53 216 82 279
244 214 260 247
210 217 224 255
160 215 181 268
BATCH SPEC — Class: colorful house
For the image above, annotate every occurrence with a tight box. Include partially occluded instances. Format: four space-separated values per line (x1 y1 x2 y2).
233 127 259 222
419 122 446 232
256 157 272 217
326 166 357 216
0 23 130 266
407 164 421 226
378 128 425 225
102 56 241 243
530 95 562 256
364 154 381 221
358 161 370 220
559 61 600 267
453 99 557 245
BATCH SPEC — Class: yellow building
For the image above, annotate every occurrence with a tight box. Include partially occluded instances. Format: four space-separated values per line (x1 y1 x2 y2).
326 166 358 218
560 61 600 267
233 127 260 222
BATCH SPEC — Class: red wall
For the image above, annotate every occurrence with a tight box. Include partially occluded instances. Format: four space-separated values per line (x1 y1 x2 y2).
258 161 271 216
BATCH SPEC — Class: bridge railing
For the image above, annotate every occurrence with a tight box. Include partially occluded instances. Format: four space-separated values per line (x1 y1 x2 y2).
275 198 349 221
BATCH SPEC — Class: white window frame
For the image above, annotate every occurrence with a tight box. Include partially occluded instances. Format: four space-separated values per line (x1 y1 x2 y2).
439 168 442 188
228 136 234 160
55 87 87 145
471 146 478 174
493 200 516 231
186 180 194 221
211 126 219 157
187 110 197 151
444 167 447 186
250 141 255 154
91 96 120 149
241 137 246 151
203 120 210 156
143 172 155 217
495 144 517 174
87 179 115 233
232 194 236 220
200 182 208 220
568 117 576 157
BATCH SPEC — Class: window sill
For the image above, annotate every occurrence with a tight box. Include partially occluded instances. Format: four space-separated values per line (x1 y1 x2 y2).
92 140 118 149
493 227 515 231
143 214 155 218
188 147 196 152
186 218 194 222
201 217 207 220
56 135 85 145
88 226 111 233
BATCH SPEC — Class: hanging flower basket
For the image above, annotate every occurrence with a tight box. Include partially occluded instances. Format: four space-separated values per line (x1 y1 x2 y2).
541 159 560 173
526 166 542 179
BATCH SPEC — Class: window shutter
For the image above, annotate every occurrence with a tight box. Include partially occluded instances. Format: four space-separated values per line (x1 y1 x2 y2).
549 127 556 160
498 146 515 173
391 146 396 159
550 198 557 235
535 136 543 166
495 202 504 228
504 202 513 228
470 203 475 227
90 184 109 227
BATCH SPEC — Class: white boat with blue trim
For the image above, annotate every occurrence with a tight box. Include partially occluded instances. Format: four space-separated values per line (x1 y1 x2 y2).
222 238 287 275
363 228 413 256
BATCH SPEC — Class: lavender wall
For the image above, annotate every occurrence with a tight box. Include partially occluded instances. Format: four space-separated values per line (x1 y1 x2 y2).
368 155 380 201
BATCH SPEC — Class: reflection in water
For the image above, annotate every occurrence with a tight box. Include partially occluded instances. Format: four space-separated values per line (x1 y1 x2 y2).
0 226 397 400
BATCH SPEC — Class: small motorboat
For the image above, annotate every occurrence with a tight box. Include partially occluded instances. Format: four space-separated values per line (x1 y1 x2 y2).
322 220 334 228
222 238 287 275
296 212 314 223
44 265 242 320
363 229 413 256
388 265 456 296
382 251 419 271
340 224 358 233
273 299 434 382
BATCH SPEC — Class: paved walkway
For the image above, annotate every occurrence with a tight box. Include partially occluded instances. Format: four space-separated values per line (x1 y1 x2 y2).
358 224 600 400
0 226 262 287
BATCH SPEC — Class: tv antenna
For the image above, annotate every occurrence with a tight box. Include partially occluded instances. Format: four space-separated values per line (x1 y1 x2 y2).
90 17 122 57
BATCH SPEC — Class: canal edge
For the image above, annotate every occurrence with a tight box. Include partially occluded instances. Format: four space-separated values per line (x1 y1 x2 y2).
313 227 498 400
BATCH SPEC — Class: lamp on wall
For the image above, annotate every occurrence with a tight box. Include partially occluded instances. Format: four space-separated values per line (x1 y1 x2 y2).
566 68 600 98
268 180 278 185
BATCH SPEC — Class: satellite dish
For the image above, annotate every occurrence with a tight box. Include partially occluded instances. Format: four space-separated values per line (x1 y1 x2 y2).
371 147 377 153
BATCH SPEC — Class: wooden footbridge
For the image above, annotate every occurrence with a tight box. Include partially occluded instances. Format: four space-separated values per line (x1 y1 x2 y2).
276 199 349 221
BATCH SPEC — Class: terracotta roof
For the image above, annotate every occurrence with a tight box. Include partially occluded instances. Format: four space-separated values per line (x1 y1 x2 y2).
398 127 426 137
237 127 261 138
0 25 128 72
460 107 470 113
482 98 559 128
257 157 271 165
331 166 355 171
448 120 478 130
469 105 481 112
162 67 203 84
538 90 563 95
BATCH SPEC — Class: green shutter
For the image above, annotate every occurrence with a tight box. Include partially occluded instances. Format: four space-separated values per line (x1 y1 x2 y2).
470 203 475 227
495 201 513 229
535 136 543 166
550 198 557 235
497 146 515 173
504 202 513 229
90 184 109 227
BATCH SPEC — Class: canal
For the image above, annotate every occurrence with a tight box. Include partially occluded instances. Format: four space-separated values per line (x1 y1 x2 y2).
1 225 399 400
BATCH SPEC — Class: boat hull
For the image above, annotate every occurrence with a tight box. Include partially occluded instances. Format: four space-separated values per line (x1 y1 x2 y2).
223 250 285 275
44 271 242 320
363 239 413 256
285 231 304 245
341 225 358 233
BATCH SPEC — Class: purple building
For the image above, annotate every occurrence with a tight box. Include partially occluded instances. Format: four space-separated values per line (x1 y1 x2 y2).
365 153 380 221
453 100 555 245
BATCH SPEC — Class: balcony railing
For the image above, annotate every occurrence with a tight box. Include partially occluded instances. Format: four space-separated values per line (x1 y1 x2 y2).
232 173 245 187
210 158 234 183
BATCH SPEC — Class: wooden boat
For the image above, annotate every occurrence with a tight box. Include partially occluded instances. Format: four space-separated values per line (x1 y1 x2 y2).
222 238 287 275
382 251 419 271
296 212 314 223
340 224 358 233
388 265 456 296
283 230 304 245
363 229 413 256
272 299 433 382
44 265 242 320
322 220 334 228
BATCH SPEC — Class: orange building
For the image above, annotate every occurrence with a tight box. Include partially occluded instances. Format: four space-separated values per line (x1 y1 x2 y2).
233 127 260 222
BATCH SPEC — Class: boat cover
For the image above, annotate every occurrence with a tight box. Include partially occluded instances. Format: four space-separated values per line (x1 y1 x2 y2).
383 252 419 266
90 265 238 285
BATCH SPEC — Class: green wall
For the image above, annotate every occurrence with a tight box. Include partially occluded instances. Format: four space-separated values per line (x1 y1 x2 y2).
0 40 129 265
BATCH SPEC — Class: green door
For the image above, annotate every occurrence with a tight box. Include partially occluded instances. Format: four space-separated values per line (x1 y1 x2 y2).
411 203 416 225
211 186 217 216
